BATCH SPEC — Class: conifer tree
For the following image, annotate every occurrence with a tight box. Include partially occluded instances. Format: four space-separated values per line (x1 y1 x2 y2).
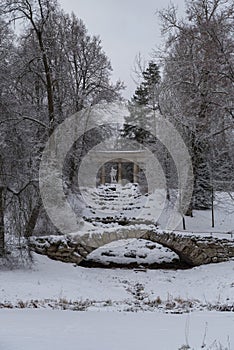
123 61 161 144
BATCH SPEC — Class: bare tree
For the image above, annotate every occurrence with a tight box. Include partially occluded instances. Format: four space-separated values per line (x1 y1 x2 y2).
0 0 123 241
158 0 234 217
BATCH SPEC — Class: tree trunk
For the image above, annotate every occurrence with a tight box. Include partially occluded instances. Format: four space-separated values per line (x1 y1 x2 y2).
211 185 215 228
0 187 5 256
37 31 54 134
185 202 193 217
182 216 186 230
24 198 42 238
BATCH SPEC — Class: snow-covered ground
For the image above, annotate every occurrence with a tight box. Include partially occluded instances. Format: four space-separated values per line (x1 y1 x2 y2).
1 246 234 350
86 238 180 266
175 192 233 234
1 254 234 309
1 309 233 350
0 254 234 349
161 191 234 234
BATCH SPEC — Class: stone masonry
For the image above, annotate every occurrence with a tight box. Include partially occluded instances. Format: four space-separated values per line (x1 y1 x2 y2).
30 228 234 267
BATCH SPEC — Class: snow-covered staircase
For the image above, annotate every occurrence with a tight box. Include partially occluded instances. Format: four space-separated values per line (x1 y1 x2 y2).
80 183 154 225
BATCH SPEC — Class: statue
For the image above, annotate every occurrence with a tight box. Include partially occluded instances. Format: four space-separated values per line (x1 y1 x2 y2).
110 166 117 183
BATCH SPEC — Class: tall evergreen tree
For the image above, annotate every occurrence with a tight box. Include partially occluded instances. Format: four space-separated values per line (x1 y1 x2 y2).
123 61 173 201
123 61 161 144
133 62 161 110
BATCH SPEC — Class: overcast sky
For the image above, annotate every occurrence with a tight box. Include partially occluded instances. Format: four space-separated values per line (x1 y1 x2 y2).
59 0 185 99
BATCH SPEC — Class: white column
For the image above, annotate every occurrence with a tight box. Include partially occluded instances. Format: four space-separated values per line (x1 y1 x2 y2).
133 163 138 183
101 165 105 185
118 161 122 184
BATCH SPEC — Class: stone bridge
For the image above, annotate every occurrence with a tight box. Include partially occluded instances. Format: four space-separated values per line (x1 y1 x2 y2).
144 230 234 266
30 227 234 267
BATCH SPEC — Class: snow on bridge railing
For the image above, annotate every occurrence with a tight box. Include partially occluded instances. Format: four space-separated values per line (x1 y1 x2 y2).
167 229 234 240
